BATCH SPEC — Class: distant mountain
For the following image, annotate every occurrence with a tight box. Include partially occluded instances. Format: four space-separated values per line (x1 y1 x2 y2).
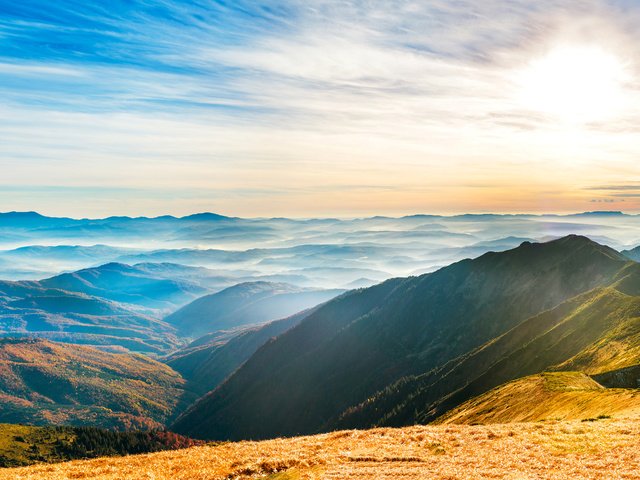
433 371 640 425
166 307 318 395
172 236 637 440
0 284 179 354
40 262 207 310
0 338 196 430
621 245 640 262
165 281 344 338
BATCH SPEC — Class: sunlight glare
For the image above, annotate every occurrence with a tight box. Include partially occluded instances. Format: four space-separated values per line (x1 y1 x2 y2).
516 46 628 124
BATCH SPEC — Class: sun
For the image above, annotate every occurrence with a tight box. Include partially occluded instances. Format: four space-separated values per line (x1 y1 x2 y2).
515 46 628 124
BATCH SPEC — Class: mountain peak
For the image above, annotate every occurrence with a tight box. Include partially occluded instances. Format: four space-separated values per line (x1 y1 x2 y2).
181 212 230 221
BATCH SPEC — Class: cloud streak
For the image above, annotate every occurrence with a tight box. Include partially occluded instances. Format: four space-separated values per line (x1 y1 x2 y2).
1 1 640 216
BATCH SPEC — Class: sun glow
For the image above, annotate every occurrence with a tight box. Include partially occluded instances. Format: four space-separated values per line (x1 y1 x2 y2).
516 46 628 124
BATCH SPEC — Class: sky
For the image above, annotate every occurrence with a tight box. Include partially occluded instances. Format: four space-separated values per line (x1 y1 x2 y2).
1 0 640 218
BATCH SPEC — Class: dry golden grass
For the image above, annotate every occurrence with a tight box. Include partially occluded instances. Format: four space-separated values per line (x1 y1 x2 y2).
435 372 640 425
2 416 639 479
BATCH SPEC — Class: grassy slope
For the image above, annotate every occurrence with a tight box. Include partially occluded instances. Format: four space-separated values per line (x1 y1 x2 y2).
0 424 203 468
3 417 639 479
0 338 195 430
0 424 73 467
434 372 640 425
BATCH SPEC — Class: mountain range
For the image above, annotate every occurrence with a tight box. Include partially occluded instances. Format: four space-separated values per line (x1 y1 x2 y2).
0 226 639 460
172 235 640 440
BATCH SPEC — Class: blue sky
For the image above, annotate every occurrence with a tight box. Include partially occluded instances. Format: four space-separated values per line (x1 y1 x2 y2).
1 1 640 217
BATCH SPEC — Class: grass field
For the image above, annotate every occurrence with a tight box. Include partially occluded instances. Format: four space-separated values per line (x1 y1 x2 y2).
2 416 639 479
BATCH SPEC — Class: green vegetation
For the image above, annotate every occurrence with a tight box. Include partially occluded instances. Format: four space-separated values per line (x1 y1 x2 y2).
0 423 202 467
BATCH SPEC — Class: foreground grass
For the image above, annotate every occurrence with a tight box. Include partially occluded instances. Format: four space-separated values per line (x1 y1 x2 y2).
2 417 639 479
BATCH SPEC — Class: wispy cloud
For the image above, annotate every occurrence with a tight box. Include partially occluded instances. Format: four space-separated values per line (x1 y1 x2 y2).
1 1 640 216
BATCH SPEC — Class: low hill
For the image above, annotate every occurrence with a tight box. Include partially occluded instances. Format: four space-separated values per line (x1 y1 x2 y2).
0 338 195 430
434 372 640 425
165 281 343 338
172 236 635 440
3 417 639 479
621 245 640 262
0 424 202 467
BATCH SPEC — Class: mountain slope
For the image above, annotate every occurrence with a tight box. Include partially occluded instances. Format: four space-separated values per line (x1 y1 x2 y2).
164 281 343 338
0 338 195 429
434 372 640 425
335 278 640 430
172 235 633 440
0 287 179 353
166 308 317 395
40 262 207 310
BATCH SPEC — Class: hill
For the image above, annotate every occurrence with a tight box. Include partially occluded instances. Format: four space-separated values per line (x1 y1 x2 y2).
0 338 195 430
40 262 207 311
0 424 202 467
3 417 639 479
164 281 343 338
434 372 640 425
622 245 640 262
172 235 637 440
0 286 179 354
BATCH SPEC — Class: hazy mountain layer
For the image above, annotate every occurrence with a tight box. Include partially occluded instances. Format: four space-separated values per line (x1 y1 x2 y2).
164 281 343 338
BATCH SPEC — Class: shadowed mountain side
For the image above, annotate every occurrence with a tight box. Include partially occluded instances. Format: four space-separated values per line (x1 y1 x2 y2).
433 372 640 424
172 236 633 440
164 281 344 338
0 338 196 430
166 308 318 395
337 279 640 430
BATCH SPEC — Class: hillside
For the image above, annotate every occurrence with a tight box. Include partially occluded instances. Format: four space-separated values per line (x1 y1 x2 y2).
164 281 343 338
336 280 640 430
0 338 195 429
40 262 208 311
172 235 635 440
3 417 639 479
166 308 317 395
434 372 640 425
0 288 179 354
0 262 211 353
0 424 202 467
